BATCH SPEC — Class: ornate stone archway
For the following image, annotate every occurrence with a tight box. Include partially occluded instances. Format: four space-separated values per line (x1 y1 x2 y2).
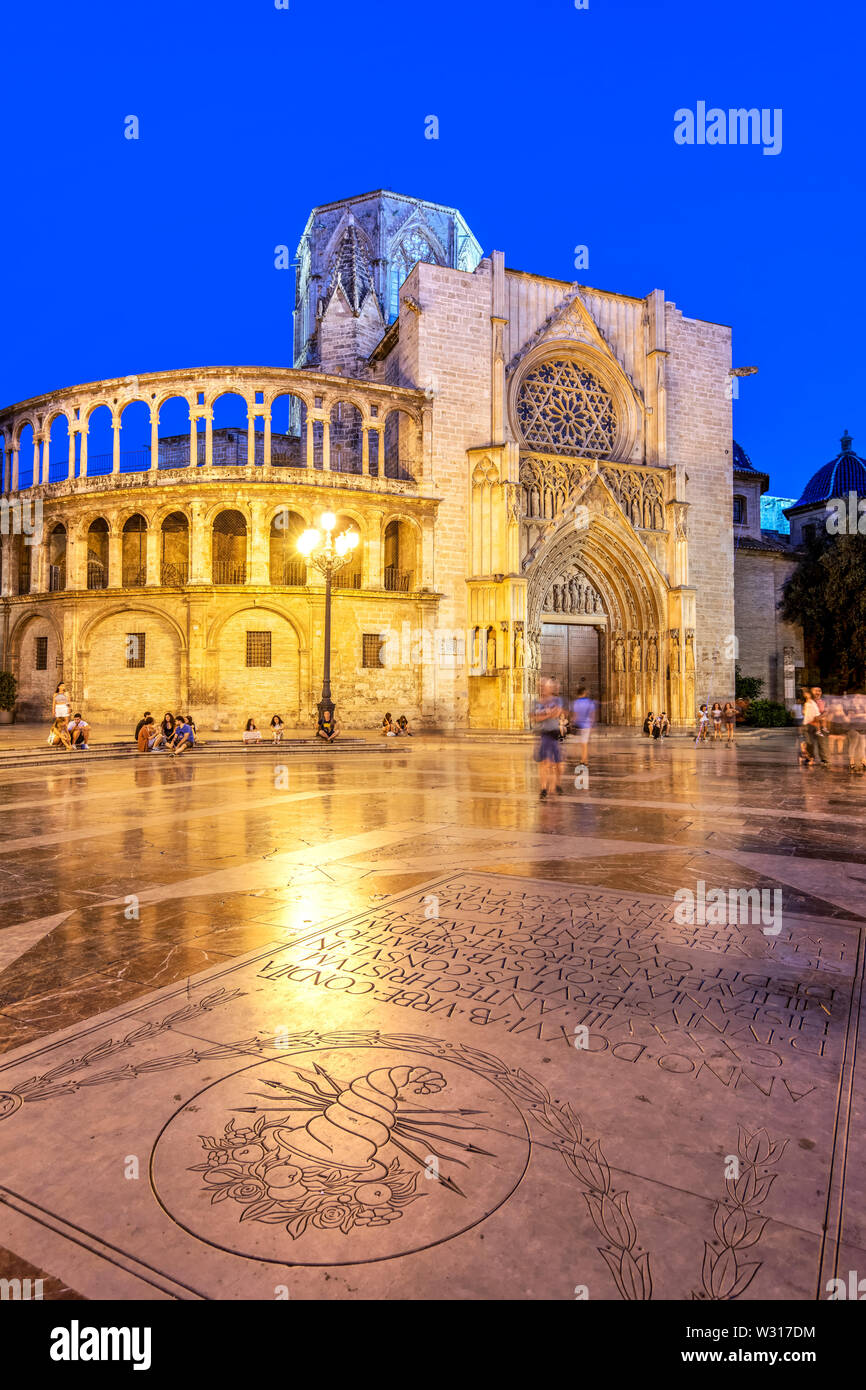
524 475 672 724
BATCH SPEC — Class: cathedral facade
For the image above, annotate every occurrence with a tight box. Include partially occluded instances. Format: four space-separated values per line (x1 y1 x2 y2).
0 190 737 729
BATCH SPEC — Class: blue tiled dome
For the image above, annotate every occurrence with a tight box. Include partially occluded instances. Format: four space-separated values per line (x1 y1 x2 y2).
733 439 757 472
793 432 866 507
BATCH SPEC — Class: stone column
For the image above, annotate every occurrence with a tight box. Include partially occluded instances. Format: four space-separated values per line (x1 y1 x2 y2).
364 512 383 589
33 435 42 486
248 500 269 584
150 411 159 471
11 447 19 492
205 411 213 469
0 534 14 595
305 416 313 468
42 433 50 482
361 426 369 475
376 425 385 474
263 414 271 469
188 501 211 584
112 420 121 474
247 413 256 468
68 431 77 480
67 522 87 590
145 523 160 586
190 415 199 469
108 528 122 588
322 419 331 471
79 430 88 477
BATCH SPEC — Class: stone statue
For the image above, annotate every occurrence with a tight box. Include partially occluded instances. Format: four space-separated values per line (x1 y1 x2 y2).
613 637 625 673
515 627 524 669
647 636 658 673
487 628 497 670
631 639 641 673
670 632 680 674
685 631 695 672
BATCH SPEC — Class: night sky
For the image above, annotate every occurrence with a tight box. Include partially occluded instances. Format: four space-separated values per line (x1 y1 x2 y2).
2 0 862 497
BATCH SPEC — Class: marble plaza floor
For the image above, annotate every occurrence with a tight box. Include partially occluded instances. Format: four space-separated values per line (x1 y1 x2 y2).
0 731 864 1301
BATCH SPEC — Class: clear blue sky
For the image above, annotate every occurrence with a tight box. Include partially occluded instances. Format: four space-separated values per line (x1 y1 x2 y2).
1 0 862 498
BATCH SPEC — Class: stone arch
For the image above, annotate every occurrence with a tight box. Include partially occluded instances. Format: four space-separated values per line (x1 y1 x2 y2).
269 509 308 586
8 609 63 717
329 399 364 474
381 512 421 591
211 604 303 727
80 605 184 721
212 508 248 584
526 495 667 725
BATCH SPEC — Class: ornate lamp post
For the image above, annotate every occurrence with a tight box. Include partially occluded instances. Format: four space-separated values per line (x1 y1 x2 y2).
296 512 360 722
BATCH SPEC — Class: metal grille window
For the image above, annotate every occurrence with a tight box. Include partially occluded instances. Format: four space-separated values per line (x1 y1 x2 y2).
363 633 385 669
35 636 48 670
246 631 272 668
126 633 146 669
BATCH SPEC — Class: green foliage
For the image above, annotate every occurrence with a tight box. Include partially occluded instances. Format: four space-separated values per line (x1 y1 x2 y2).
780 531 866 688
744 699 793 727
735 665 764 701
0 671 17 710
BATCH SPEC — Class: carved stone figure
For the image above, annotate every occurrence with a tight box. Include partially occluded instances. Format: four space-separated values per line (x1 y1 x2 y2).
514 626 524 669
487 628 497 670
647 636 658 673
630 639 641 673
670 631 680 674
613 636 625 673
685 631 695 672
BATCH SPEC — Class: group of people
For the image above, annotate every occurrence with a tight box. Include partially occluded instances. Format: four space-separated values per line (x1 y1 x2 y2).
694 702 737 746
48 683 90 751
381 712 413 737
134 711 196 755
243 716 288 744
531 678 596 799
641 710 671 740
796 687 866 771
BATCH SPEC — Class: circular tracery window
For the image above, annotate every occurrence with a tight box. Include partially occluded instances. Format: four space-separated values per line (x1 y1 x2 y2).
516 359 617 457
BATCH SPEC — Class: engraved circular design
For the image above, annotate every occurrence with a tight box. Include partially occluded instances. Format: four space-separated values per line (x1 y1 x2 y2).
516 359 617 458
0 1092 22 1120
150 1047 530 1265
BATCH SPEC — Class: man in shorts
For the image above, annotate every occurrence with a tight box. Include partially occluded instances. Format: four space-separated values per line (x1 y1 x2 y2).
532 677 565 800
572 686 596 766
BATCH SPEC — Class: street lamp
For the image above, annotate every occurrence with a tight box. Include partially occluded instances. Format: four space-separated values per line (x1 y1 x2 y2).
297 512 360 722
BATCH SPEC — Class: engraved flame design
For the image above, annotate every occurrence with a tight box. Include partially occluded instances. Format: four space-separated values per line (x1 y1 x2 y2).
275 1066 446 1180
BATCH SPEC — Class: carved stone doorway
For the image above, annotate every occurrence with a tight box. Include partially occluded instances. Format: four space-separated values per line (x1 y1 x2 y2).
540 620 604 714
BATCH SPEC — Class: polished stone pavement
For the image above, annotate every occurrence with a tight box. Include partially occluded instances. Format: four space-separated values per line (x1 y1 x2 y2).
0 732 864 1300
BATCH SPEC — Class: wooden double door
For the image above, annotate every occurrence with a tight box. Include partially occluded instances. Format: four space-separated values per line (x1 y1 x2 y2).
540 622 603 713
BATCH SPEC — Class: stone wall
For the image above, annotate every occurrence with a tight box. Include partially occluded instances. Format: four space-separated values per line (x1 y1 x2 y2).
734 549 802 702
665 305 736 704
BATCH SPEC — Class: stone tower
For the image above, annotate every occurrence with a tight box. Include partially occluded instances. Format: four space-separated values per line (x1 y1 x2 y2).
293 190 482 376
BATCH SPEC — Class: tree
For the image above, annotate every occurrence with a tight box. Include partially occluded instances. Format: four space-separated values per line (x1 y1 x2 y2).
735 666 764 701
780 531 866 689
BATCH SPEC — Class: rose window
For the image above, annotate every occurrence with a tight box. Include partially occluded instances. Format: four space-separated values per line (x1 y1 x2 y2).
516 359 617 457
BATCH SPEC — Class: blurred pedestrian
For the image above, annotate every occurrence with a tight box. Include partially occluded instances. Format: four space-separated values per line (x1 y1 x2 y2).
532 676 565 800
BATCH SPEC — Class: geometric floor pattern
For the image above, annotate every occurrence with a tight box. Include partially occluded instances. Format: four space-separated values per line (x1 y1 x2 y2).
1 734 864 1299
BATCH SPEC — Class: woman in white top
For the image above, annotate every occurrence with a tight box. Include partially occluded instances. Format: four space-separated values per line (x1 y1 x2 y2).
52 683 70 721
243 719 262 744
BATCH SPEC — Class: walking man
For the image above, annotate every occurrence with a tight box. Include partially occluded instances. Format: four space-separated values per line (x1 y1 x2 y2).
532 677 565 800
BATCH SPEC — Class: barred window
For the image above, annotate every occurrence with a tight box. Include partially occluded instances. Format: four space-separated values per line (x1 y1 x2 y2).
35 636 48 670
126 633 146 668
246 631 272 668
363 633 385 668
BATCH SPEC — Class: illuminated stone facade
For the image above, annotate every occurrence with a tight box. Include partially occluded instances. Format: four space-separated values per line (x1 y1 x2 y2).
0 190 736 729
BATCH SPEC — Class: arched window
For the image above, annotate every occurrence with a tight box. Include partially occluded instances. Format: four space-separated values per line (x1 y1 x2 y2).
87 519 109 589
269 510 307 585
388 228 441 321
515 359 617 458
383 520 416 591
330 401 363 473
161 512 189 586
213 510 247 584
122 514 148 587
49 524 67 591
